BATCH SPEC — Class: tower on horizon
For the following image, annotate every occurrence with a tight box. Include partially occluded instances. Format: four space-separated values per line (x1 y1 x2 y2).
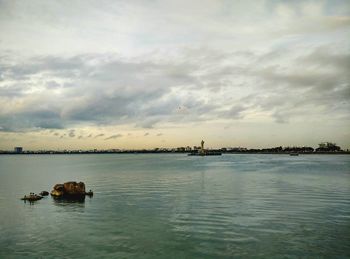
14 147 23 153
200 140 205 154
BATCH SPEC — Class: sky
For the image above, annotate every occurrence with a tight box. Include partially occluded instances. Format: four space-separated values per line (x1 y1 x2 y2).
0 0 349 150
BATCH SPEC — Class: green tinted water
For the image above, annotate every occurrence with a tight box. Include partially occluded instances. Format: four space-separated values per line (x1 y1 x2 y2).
0 154 349 258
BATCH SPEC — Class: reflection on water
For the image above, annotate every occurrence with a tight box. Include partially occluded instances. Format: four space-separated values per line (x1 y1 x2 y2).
0 154 349 258
22 199 40 205
51 196 86 207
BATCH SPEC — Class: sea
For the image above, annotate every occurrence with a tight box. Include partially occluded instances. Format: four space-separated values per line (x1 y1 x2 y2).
0 154 349 258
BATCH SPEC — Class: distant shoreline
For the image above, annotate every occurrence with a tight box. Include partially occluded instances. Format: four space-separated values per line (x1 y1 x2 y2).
1 151 349 155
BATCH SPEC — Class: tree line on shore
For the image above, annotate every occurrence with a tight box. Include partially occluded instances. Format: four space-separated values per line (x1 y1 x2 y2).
0 142 347 155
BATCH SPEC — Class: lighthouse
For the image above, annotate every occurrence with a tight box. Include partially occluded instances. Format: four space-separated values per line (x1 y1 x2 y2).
200 140 205 154
188 140 221 156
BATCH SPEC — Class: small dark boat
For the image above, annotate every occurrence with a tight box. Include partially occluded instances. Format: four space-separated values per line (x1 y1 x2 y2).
85 190 94 197
40 191 49 196
21 194 43 201
290 153 299 156
188 151 222 156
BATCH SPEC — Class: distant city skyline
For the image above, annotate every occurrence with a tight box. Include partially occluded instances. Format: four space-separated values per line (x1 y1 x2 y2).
2 141 347 154
0 0 349 150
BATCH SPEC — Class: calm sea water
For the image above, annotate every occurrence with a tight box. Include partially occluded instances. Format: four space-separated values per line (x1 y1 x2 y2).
0 154 349 258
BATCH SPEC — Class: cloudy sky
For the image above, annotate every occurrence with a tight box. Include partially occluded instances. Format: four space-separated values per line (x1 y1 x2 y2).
0 0 349 150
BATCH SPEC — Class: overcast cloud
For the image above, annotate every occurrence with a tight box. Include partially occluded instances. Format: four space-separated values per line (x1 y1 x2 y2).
0 0 349 149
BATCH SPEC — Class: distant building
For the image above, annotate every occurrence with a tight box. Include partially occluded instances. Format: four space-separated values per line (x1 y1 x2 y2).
316 142 341 152
227 147 248 152
283 146 314 153
14 147 23 153
176 147 186 152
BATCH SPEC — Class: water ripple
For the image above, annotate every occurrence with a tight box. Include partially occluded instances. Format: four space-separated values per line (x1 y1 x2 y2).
0 154 349 258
